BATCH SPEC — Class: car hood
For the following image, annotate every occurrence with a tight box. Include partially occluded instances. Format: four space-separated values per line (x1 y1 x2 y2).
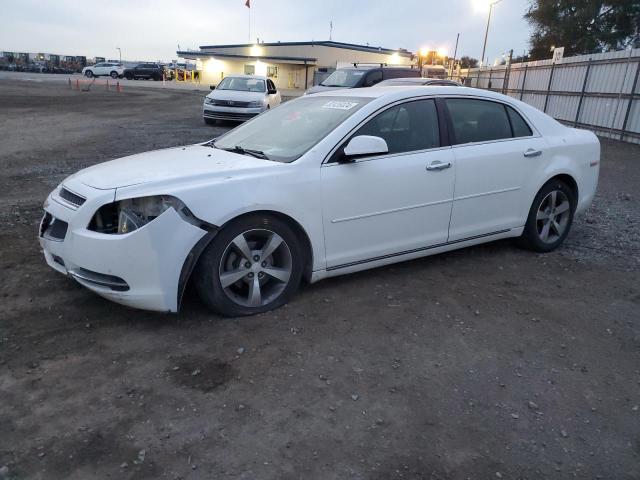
207 90 265 102
66 145 277 190
305 85 349 95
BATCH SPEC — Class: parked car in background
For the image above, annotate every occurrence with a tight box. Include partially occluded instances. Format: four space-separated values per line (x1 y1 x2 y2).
40 86 599 316
123 63 164 81
82 62 124 79
377 77 461 87
203 75 281 123
422 65 447 79
305 65 421 94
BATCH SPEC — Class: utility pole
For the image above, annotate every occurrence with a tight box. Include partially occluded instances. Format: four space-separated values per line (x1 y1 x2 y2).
116 47 121 63
481 0 503 67
329 21 333 41
451 33 460 78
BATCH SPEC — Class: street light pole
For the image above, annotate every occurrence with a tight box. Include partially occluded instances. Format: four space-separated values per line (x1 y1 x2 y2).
480 0 502 67
116 47 122 63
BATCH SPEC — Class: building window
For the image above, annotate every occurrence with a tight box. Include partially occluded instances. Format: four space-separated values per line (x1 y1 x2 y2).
244 64 255 75
267 66 278 78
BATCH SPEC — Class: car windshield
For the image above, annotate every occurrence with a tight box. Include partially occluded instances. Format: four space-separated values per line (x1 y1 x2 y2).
320 69 368 87
213 96 372 162
217 77 266 92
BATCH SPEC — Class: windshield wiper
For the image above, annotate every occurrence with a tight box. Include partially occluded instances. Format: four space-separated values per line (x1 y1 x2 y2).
320 84 343 87
224 145 269 160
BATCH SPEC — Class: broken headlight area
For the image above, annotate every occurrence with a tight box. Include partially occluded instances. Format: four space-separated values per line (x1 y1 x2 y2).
89 195 199 234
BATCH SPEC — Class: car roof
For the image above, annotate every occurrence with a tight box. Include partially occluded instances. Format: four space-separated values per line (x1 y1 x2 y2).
307 85 484 99
379 77 459 84
338 65 419 71
306 85 566 136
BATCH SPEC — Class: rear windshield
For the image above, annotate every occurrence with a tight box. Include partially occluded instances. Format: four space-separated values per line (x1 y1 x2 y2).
320 69 368 88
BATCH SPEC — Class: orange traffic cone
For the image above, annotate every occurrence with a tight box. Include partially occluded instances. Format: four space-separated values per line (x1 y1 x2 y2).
116 81 122 93
75 79 80 90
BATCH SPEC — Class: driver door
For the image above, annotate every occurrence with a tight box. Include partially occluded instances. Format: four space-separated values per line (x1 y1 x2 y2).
321 99 455 269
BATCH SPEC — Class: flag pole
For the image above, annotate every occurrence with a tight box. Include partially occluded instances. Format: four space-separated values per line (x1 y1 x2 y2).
248 0 251 43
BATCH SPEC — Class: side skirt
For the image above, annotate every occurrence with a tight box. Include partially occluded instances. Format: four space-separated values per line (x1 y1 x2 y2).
310 227 523 283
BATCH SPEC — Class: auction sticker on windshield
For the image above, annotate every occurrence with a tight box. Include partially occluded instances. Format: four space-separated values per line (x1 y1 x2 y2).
322 101 360 110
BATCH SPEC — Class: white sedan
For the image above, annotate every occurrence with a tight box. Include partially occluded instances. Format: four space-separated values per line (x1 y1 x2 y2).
203 75 281 123
40 86 599 316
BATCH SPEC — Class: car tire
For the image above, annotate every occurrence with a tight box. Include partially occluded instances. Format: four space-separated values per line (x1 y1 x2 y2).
152 74 161 81
194 214 305 317
110 71 118 79
518 179 576 252
124 73 133 80
84 70 93 78
204 118 216 125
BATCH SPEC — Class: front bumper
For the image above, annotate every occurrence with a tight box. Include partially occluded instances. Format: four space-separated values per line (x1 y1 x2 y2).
39 183 207 312
203 103 264 122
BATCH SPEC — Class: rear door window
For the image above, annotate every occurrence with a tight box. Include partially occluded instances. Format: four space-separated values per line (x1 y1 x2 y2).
446 98 512 145
353 99 440 154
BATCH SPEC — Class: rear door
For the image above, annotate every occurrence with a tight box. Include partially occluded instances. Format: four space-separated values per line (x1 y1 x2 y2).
445 97 547 241
321 98 455 268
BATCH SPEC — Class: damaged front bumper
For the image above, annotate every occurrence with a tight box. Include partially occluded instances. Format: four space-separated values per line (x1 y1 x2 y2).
39 182 208 312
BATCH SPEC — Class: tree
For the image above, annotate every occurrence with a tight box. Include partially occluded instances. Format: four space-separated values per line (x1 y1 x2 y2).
459 56 479 68
525 1 640 60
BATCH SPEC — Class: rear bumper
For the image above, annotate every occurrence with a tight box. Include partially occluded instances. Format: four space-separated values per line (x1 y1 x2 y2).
39 183 206 312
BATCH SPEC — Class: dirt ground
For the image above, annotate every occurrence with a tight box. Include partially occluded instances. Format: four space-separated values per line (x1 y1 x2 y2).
1 78 639 480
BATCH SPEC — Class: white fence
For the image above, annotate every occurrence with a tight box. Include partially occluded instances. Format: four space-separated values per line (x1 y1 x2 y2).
454 48 640 144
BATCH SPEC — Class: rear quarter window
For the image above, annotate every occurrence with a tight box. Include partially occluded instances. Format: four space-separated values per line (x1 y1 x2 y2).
506 106 533 137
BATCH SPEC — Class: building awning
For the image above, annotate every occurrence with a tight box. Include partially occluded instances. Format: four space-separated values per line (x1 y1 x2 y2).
177 51 317 65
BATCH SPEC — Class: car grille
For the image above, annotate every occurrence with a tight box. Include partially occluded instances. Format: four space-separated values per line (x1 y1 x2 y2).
59 187 86 207
40 212 68 241
210 99 252 108
204 111 258 121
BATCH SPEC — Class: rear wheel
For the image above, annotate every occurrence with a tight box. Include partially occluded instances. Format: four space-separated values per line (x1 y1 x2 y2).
124 72 133 80
84 70 93 78
194 214 304 316
519 179 576 252
110 71 118 79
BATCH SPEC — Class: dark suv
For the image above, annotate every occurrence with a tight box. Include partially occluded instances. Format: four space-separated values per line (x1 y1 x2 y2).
123 63 164 81
305 65 421 94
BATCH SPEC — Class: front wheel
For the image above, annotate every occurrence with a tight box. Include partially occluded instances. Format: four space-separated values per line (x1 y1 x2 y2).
194 214 304 316
519 179 576 252
84 70 93 78
110 71 118 79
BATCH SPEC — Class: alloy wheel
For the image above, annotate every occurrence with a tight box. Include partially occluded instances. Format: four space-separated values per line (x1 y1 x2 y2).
535 190 571 244
218 229 292 308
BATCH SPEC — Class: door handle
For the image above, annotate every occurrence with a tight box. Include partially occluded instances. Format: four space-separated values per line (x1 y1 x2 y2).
426 161 452 171
523 148 542 158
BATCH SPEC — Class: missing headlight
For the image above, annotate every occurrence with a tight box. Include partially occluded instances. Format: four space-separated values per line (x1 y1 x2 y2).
88 195 201 234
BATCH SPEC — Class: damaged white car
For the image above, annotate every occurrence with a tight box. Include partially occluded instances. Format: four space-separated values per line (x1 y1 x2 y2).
40 87 599 316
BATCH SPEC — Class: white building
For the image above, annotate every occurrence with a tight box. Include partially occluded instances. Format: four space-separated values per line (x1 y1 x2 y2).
178 41 414 92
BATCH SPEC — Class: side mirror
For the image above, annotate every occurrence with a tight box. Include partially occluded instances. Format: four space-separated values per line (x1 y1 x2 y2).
210 85 216 90
342 135 388 160
268 88 277 94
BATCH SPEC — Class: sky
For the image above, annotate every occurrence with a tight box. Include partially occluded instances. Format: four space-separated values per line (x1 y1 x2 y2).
0 0 533 63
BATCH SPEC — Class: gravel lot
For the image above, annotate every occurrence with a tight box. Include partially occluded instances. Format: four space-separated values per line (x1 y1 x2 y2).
1 77 639 480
